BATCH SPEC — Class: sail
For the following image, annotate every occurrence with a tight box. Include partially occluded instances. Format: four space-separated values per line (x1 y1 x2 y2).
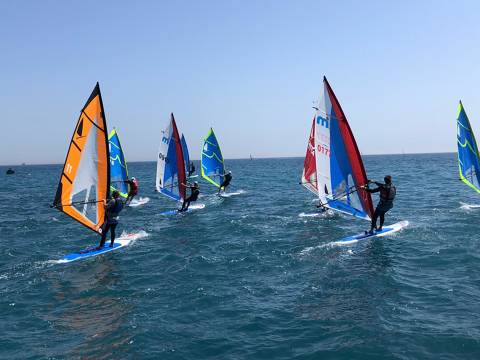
156 113 186 201
301 117 318 194
201 128 225 187
53 83 110 233
108 128 129 198
457 101 480 193
181 134 190 175
314 76 374 220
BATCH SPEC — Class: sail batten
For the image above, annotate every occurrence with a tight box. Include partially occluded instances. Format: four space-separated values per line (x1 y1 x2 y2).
457 101 480 193
53 83 110 233
201 128 225 187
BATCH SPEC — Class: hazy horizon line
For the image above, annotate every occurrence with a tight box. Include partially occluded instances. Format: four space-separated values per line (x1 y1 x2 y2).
0 151 456 167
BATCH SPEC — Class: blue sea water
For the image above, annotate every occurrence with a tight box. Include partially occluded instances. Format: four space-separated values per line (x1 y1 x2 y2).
1 154 480 359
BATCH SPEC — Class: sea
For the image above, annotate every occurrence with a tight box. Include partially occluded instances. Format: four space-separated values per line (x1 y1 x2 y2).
1 153 480 359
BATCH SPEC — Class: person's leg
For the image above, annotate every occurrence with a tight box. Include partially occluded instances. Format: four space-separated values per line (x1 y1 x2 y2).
378 211 386 230
370 208 379 232
98 223 110 249
180 198 187 211
184 200 191 210
110 224 117 247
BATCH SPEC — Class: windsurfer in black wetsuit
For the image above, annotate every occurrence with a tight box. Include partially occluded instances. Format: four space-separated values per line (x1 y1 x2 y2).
218 171 232 194
97 191 124 249
179 181 200 212
188 161 195 177
366 175 396 234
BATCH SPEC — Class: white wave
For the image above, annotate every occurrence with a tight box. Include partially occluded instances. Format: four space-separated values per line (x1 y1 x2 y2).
128 197 150 207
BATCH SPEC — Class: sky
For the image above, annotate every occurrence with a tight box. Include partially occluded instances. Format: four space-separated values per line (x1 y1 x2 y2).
1 0 480 165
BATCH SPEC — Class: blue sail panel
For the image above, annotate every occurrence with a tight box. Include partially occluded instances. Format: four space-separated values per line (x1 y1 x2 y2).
161 132 181 201
108 129 129 198
201 128 225 187
326 106 368 219
457 102 480 193
181 134 190 175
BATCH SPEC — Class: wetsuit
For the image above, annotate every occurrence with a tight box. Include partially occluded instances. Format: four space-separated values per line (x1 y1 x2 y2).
126 179 138 204
219 173 232 193
180 186 200 211
188 163 196 177
367 182 396 231
98 198 124 248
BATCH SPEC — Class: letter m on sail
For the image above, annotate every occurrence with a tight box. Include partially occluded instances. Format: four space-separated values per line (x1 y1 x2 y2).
316 116 329 129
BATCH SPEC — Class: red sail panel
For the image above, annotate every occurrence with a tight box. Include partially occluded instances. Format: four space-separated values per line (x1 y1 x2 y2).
324 77 374 218
171 113 187 200
301 117 318 194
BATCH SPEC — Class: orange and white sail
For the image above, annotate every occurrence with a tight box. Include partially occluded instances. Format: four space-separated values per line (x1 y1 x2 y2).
53 83 110 233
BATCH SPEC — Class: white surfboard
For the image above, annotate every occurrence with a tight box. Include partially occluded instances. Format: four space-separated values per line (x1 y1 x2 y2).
160 203 206 215
58 231 148 263
218 191 242 198
128 197 150 207
333 221 409 245
459 202 480 210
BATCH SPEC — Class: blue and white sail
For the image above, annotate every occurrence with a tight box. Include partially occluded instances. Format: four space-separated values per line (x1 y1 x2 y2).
108 128 129 198
201 128 225 187
457 101 480 193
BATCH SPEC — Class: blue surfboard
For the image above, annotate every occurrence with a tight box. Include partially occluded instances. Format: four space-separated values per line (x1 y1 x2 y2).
58 232 146 263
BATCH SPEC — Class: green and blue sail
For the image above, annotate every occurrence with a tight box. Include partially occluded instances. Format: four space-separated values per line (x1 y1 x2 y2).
108 128 129 198
457 101 480 193
201 128 225 187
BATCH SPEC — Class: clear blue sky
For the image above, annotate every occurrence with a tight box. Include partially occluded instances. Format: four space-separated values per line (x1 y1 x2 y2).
1 0 480 165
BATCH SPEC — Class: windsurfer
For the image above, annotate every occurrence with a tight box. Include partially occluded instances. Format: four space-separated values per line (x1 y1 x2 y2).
179 181 200 212
218 171 232 194
366 175 396 234
97 191 124 249
188 161 196 177
125 177 138 204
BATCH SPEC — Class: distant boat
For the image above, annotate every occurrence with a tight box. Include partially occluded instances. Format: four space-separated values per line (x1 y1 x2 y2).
300 76 374 221
457 101 480 193
250 154 253 160
201 128 226 188
6 168 14 175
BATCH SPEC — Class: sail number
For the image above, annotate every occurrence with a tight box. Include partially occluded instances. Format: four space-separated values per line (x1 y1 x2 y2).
317 145 330 157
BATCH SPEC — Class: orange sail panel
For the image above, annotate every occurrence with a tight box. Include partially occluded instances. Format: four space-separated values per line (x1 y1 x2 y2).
53 83 110 233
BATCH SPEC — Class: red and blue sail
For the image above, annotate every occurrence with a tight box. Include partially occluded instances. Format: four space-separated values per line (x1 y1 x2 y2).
155 114 187 201
313 76 373 220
